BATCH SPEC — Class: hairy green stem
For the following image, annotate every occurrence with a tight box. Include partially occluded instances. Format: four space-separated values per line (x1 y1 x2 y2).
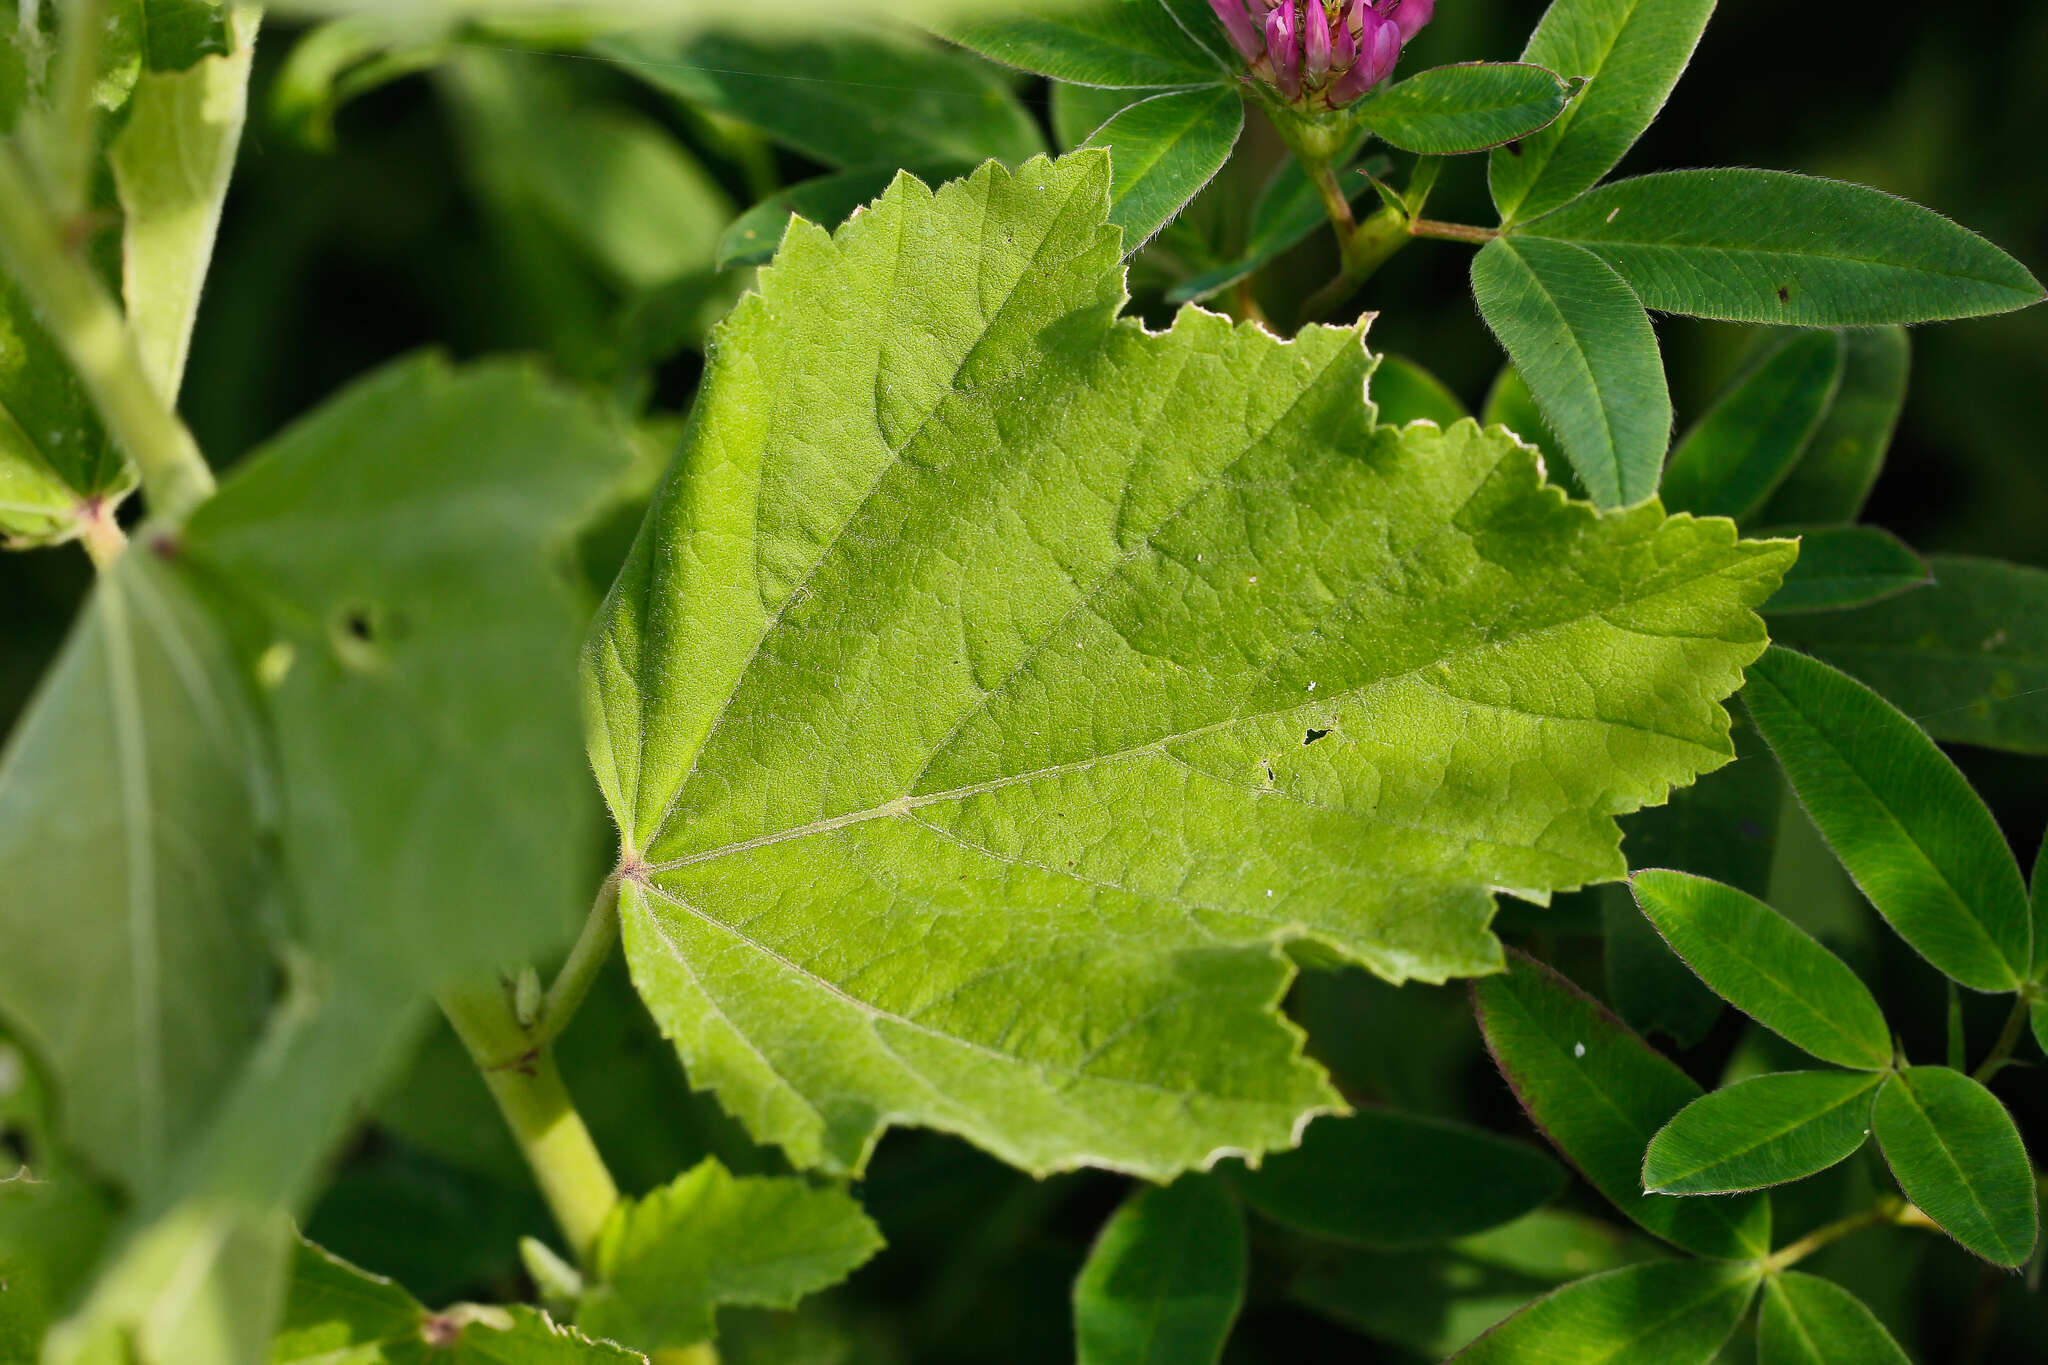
440 982 621 1262
1300 204 1410 322
0 143 216 524
532 868 625 1053
1972 991 2033 1083
1764 1197 1926 1271
1408 218 1499 245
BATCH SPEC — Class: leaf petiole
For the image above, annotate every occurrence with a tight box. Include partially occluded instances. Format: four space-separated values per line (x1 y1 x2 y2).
1972 990 2035 1084
1763 1197 1934 1272
439 980 621 1262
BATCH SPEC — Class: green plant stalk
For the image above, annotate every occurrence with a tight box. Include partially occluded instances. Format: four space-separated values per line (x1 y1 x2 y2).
532 867 624 1052
1300 203 1410 322
39 0 108 217
0 143 217 524
1763 1196 1930 1271
1972 990 2033 1083
440 980 621 1262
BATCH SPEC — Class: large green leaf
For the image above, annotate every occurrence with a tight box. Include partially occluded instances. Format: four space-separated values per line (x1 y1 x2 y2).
1629 870 1890 1069
1770 555 2048 756
1073 1177 1244 1365
1471 235 1670 507
1757 1272 1911 1365
1083 85 1242 251
1870 1066 2038 1267
1357 63 1571 156
184 356 632 989
1228 1109 1564 1247
1744 647 2032 991
938 2 1224 87
596 27 1044 171
1643 1070 1881 1195
1756 327 1909 527
1473 954 1772 1258
109 8 257 404
0 1037 119 1357
0 551 272 1199
1764 526 1928 615
1659 330 1842 524
1517 171 2046 324
1488 0 1715 224
579 1159 882 1351
273 1237 643 1363
1450 1260 1760 1364
588 153 1792 1178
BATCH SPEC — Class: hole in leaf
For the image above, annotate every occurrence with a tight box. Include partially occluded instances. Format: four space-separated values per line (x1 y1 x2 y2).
1776 285 1791 303
329 601 401 672
1303 728 1330 746
1260 759 1277 786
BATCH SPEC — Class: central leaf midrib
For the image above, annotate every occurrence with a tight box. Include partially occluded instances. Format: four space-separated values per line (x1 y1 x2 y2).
647 556 1737 875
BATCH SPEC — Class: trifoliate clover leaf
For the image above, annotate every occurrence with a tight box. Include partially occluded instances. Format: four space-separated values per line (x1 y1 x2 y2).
587 151 1795 1180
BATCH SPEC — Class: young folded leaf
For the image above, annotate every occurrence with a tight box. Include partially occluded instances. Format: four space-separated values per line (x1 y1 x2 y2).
272 1236 639 1363
1516 170 2046 326
1757 1273 1912 1365
1228 1109 1565 1247
1756 327 1910 527
1660 330 1843 525
1744 647 2033 991
1470 235 1670 507
1629 870 1891 1070
589 154 1792 1180
1763 527 1929 616
1450 1260 1760 1364
579 1159 882 1352
1355 63 1571 156
1473 953 1772 1259
1871 1066 2038 1267
1643 1071 1882 1196
1082 86 1243 250
1074 1177 1245 1365
1488 0 1716 224
1771 555 2048 757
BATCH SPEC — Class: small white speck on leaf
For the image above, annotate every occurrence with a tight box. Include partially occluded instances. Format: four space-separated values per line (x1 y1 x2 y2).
1248 574 1258 585
1266 888 1274 897
1606 207 1620 223
1307 681 1316 692
1573 1042 1586 1058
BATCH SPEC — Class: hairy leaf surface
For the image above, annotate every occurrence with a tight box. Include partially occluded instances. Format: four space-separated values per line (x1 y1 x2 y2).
1870 1066 2038 1266
1450 1259 1759 1364
1642 1070 1881 1195
589 153 1792 1178
1488 0 1716 224
1757 1272 1911 1365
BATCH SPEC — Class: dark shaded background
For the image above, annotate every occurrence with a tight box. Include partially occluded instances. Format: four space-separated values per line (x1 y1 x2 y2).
4 3 2045 1361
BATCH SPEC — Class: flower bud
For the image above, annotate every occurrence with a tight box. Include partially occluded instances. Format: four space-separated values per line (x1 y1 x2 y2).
1209 0 1264 64
1266 2 1303 100
1304 2 1333 83
1388 0 1436 43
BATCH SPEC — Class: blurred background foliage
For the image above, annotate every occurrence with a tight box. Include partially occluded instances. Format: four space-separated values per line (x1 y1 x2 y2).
4 2 2045 1360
